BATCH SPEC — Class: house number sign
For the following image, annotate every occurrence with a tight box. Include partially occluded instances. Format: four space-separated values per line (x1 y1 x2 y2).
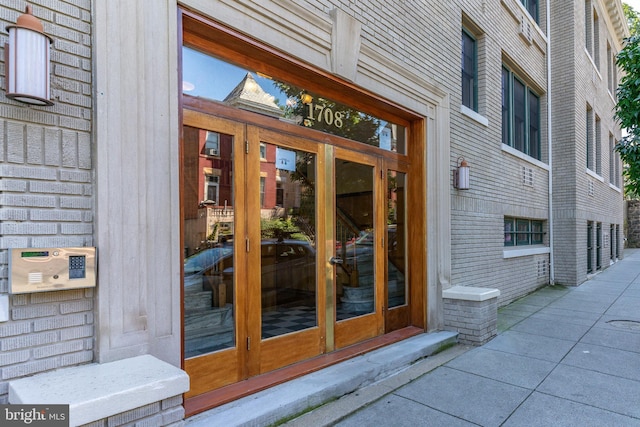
305 102 344 129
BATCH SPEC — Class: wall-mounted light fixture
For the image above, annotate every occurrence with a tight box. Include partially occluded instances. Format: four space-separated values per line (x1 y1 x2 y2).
4 5 54 106
453 157 470 190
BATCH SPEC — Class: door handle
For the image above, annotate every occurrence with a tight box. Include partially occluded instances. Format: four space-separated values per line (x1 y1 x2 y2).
329 257 343 265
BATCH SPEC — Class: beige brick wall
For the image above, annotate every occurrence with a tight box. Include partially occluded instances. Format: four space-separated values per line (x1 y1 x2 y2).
551 0 625 285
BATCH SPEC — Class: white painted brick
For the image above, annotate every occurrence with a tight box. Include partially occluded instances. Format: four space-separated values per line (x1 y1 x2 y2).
0 322 30 338
31 237 88 247
30 210 83 221
10 295 27 306
60 170 92 183
1 358 59 380
0 165 57 180
0 350 31 366
11 305 59 321
0 179 27 192
33 313 87 332
33 340 85 359
61 223 93 235
59 196 92 209
0 194 57 208
0 237 29 249
1 331 59 351
107 402 161 426
60 300 92 314
30 181 84 195
60 325 93 341
0 223 57 235
0 210 28 221
59 350 93 367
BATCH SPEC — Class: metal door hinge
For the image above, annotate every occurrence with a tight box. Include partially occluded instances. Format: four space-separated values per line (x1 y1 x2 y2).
247 337 251 351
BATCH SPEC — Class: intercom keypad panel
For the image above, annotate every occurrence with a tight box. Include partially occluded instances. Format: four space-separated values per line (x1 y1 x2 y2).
9 247 96 294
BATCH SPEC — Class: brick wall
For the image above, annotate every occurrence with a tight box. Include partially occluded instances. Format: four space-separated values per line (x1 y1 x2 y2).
551 0 625 285
79 396 185 427
0 0 93 403
443 297 498 345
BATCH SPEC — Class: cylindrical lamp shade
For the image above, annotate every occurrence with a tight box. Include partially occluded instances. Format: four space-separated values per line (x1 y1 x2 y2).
456 164 470 190
5 7 53 106
454 158 470 190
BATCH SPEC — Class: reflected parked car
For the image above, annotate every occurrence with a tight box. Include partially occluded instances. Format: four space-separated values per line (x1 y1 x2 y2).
184 239 316 308
184 246 234 290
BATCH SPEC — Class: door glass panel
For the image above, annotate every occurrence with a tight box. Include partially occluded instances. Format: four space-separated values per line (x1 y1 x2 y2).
259 144 317 339
335 159 375 320
183 126 235 358
387 171 407 308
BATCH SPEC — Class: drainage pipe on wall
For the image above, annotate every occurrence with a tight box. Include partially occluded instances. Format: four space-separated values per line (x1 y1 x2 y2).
546 0 555 284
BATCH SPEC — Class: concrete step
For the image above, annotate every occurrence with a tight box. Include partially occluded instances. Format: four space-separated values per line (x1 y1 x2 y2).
185 330 458 427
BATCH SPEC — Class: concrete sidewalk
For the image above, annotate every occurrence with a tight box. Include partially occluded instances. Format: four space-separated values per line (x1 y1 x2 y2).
289 249 640 426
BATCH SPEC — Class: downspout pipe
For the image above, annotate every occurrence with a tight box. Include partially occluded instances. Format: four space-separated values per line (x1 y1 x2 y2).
547 0 555 284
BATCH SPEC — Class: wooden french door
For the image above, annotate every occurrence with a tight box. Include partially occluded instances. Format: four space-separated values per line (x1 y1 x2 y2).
245 126 326 374
182 111 327 397
332 147 385 349
182 109 409 399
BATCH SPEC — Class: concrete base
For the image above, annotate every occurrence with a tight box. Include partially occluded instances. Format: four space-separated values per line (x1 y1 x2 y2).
443 286 500 345
9 355 189 427
185 331 457 427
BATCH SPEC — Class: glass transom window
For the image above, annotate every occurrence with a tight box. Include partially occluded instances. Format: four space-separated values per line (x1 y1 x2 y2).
182 47 407 154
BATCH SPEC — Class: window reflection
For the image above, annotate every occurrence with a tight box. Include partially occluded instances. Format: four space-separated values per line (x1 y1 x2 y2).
259 143 317 339
182 46 406 153
335 160 375 320
387 171 407 308
183 126 235 358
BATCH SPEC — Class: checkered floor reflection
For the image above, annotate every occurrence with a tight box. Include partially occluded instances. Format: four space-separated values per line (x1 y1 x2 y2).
262 306 317 339
261 304 364 339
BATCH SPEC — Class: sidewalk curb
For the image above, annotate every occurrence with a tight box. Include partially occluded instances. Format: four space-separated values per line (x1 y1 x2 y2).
282 344 471 427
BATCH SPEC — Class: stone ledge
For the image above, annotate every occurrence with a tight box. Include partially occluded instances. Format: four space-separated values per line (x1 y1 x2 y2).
9 354 189 427
443 286 500 301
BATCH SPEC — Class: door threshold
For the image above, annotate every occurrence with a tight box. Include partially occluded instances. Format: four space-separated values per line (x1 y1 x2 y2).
184 326 423 417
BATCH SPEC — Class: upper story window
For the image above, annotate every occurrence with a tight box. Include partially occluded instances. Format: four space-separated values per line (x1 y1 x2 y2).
502 66 541 160
607 42 618 97
585 1 600 68
585 1 593 55
461 29 477 112
586 104 593 171
205 131 220 156
520 0 539 23
595 114 601 175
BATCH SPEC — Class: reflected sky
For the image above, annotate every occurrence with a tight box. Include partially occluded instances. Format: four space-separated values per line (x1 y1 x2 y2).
182 47 286 104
